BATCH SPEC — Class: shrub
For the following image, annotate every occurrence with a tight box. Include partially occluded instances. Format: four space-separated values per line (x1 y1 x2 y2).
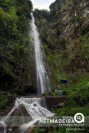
0 91 16 109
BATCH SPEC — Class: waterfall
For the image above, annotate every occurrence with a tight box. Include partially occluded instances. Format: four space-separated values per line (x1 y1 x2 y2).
0 14 54 133
30 13 51 94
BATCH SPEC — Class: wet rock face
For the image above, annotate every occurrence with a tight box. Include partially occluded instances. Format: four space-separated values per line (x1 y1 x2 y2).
50 0 89 45
34 0 88 50
61 0 89 43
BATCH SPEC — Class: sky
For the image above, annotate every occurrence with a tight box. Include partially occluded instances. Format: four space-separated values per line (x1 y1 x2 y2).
31 0 56 10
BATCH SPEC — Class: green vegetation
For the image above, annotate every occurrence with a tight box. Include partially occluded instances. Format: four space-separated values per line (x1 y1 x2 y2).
34 0 89 99
34 0 89 132
0 0 89 132
33 127 89 133
0 0 33 107
0 91 16 109
34 9 50 20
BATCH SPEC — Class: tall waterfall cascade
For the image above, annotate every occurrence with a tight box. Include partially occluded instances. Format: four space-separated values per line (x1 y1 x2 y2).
30 13 51 94
0 14 54 133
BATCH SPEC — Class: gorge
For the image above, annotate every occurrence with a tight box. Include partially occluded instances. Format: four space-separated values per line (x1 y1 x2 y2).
0 0 89 133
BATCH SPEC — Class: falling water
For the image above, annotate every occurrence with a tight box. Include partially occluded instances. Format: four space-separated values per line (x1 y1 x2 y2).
0 14 54 133
30 13 51 94
0 98 54 132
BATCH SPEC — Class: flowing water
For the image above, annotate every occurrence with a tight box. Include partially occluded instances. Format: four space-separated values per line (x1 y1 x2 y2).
30 13 51 94
0 98 54 133
0 14 54 133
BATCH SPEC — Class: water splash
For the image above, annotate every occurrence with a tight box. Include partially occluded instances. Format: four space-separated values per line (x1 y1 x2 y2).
30 13 51 94
0 98 54 132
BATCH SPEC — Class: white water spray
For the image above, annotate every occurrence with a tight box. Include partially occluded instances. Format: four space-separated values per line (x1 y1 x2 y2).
0 98 54 132
30 13 51 94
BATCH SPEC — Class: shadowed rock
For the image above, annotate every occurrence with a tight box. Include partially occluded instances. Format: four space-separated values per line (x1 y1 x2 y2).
0 121 6 133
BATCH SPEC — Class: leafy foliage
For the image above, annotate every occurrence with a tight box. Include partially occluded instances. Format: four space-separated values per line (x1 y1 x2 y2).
0 0 33 94
34 9 50 20
0 91 16 109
